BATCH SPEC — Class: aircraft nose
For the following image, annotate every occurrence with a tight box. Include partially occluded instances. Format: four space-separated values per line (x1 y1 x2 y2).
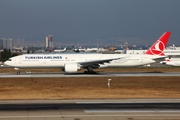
4 61 10 66
3 61 7 65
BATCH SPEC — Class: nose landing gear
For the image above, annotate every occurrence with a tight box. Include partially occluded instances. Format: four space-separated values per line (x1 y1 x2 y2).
14 68 20 75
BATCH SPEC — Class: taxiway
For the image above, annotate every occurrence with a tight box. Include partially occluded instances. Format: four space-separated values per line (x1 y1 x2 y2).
1 72 180 78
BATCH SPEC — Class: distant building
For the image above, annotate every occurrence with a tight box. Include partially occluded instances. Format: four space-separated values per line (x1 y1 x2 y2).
14 39 25 47
45 36 49 48
0 38 13 50
45 35 53 52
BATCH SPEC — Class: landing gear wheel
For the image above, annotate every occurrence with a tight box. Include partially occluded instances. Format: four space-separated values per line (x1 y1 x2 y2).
84 71 88 74
84 66 97 74
84 70 96 74
17 71 20 75
90 71 96 74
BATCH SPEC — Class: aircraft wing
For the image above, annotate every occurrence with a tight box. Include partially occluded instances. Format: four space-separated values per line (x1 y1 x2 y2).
78 57 121 68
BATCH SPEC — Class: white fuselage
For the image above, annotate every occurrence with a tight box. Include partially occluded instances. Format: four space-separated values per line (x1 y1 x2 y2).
161 57 180 66
5 53 159 68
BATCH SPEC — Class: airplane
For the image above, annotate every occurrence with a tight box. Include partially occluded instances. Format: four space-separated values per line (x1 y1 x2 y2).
53 47 66 52
160 57 180 66
4 32 171 75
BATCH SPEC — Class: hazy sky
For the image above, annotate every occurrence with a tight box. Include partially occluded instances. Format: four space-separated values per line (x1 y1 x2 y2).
1 0 180 45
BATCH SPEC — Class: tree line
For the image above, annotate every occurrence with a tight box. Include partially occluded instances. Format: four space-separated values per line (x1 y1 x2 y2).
0 48 18 62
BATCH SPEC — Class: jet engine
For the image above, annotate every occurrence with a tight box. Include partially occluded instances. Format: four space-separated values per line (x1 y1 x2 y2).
63 63 80 73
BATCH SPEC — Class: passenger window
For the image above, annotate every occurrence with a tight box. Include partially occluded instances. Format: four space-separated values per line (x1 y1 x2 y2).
8 59 12 61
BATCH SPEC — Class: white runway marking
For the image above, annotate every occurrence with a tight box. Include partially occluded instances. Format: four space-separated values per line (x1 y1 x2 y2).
76 102 130 104
84 109 180 113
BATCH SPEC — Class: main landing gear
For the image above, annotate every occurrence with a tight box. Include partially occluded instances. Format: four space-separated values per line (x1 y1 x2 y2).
84 66 97 74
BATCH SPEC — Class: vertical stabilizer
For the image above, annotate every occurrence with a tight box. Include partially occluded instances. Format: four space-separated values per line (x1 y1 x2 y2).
145 32 171 55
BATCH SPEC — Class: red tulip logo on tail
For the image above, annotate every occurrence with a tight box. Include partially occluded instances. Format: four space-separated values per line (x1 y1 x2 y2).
149 40 165 55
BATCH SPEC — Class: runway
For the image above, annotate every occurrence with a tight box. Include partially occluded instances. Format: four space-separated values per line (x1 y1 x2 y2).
1 72 180 78
0 99 180 120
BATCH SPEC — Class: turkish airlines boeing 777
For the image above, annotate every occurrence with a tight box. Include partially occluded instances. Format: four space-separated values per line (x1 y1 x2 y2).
5 32 171 74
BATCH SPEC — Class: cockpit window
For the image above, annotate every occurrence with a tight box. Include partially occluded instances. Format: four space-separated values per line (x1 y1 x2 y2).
7 59 12 61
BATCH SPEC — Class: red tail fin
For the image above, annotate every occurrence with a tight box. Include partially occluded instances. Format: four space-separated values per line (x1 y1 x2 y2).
145 32 171 55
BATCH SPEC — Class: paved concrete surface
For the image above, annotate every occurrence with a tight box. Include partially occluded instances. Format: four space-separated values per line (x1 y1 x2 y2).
1 72 180 78
0 99 180 120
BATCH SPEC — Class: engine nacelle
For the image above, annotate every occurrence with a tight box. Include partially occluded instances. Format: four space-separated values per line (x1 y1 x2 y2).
63 63 80 73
